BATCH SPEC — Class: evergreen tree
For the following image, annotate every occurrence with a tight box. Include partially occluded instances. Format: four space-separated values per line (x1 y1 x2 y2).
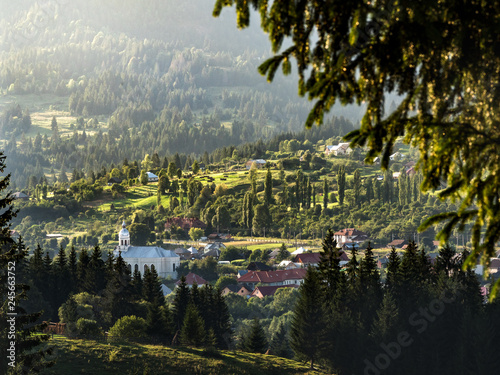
180 303 206 347
269 320 292 358
323 178 329 211
173 276 191 330
28 244 44 288
210 286 232 349
146 295 172 343
353 168 362 206
142 266 163 304
53 245 71 310
84 245 106 294
358 243 382 327
277 243 289 262
245 317 268 354
264 167 273 204
0 152 53 373
290 267 325 369
365 177 374 202
104 252 134 322
370 292 400 343
76 248 90 292
337 166 346 205
385 247 401 293
67 246 77 293
131 268 143 301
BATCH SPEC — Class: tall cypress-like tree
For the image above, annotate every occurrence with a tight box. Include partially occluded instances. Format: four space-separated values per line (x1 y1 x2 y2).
337 166 346 205
353 168 362 206
264 167 273 204
323 178 329 211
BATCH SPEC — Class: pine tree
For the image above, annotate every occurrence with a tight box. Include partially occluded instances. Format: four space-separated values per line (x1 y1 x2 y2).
318 229 343 303
435 243 458 277
245 317 268 354
290 267 325 369
84 245 106 294
180 303 206 347
386 247 401 293
0 152 53 373
211 286 232 349
67 245 77 292
104 252 134 322
173 276 191 330
270 320 292 358
370 292 400 343
142 266 163 304
76 248 90 292
358 243 382 327
131 268 143 301
28 244 44 288
53 245 71 310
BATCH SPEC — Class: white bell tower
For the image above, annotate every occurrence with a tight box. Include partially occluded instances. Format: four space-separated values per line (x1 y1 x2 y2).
118 221 131 252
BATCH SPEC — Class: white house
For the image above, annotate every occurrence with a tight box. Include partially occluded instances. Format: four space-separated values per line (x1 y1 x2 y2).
325 143 352 156
334 228 370 247
146 172 159 182
113 221 179 278
245 159 267 169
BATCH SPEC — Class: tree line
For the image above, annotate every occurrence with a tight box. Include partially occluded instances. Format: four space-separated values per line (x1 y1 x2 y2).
289 231 499 374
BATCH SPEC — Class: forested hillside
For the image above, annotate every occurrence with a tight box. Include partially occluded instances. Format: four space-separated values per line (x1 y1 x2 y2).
0 0 367 189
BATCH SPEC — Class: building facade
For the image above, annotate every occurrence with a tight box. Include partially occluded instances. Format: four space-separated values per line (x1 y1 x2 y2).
113 221 180 278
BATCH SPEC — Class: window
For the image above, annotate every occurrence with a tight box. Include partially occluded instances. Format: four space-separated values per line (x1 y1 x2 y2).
173 263 176 272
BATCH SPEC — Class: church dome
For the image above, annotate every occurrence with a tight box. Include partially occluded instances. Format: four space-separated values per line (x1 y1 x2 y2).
119 221 130 238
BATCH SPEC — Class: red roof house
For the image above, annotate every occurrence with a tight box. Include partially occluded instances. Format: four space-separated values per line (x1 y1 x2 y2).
237 269 307 287
293 253 321 267
176 272 208 287
251 285 299 299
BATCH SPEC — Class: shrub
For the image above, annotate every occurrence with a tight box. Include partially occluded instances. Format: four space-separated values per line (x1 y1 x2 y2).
76 318 102 337
109 315 147 342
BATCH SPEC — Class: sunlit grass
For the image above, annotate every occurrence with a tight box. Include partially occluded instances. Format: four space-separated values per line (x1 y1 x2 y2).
41 335 326 375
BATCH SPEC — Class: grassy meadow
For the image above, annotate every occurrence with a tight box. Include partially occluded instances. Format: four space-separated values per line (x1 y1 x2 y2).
40 336 327 375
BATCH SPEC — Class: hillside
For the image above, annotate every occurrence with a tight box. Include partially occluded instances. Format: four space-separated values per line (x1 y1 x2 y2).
41 336 326 375
10 129 470 260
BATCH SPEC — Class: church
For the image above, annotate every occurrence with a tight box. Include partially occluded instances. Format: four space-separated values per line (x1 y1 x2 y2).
113 221 180 279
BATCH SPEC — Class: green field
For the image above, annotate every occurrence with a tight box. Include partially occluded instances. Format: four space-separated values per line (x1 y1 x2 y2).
40 336 326 375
